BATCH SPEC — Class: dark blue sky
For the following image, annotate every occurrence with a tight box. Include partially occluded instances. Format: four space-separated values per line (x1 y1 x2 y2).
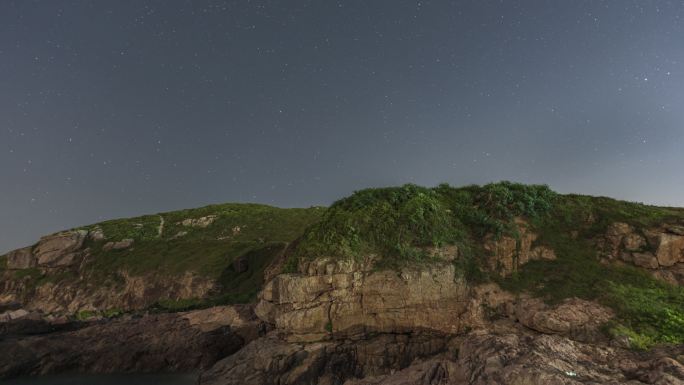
2 0 683 253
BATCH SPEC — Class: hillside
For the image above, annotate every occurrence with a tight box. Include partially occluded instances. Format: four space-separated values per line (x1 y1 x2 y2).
0 202 324 314
0 182 684 348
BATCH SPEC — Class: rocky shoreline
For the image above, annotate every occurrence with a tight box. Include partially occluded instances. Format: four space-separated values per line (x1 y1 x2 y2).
1 187 684 384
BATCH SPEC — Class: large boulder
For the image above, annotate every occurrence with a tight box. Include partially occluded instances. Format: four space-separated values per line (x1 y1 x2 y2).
6 247 36 269
513 298 613 343
33 230 88 268
649 232 684 267
255 258 471 341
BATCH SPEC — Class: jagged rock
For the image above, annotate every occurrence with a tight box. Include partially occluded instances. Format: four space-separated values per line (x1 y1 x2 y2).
88 227 106 241
624 233 647 251
199 332 449 385
651 232 684 267
457 331 684 385
181 215 219 228
102 238 134 251
633 252 660 269
666 225 684 236
33 230 88 267
513 298 613 343
604 223 684 284
605 222 634 258
652 263 684 286
0 305 260 379
6 247 36 269
26 271 216 314
344 359 461 385
483 220 556 277
256 260 470 341
0 309 30 322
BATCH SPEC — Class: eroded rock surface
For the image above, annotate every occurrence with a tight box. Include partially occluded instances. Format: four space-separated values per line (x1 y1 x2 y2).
0 305 263 379
513 298 614 343
603 222 684 285
255 259 471 341
199 332 450 385
34 230 88 268
483 219 556 277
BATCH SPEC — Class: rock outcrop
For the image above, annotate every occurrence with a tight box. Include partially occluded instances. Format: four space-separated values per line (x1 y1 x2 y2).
6 247 35 269
483 219 556 277
512 298 614 343
34 230 88 268
255 257 472 341
0 305 263 379
4 230 89 270
180 215 218 228
199 332 450 385
603 222 684 285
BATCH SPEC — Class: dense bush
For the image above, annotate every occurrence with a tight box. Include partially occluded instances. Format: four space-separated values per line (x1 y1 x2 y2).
294 184 462 261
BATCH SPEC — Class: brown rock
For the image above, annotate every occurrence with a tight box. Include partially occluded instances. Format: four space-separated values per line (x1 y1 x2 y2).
102 239 134 251
88 227 106 241
6 247 36 270
181 215 218 228
33 230 87 267
666 225 684 236
199 332 448 385
623 233 646 251
604 222 634 258
483 220 555 277
652 233 684 267
632 252 659 269
256 260 470 340
514 298 613 342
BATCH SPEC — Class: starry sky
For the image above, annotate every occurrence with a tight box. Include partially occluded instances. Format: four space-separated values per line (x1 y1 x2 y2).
1 0 684 253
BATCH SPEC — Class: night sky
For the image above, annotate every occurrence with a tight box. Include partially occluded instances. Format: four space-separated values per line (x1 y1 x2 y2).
2 1 683 253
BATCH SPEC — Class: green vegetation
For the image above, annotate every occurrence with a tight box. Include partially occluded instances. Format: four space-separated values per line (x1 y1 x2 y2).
0 255 7 271
288 182 684 349
291 182 558 268
293 184 463 265
500 193 684 349
75 310 97 320
6 202 323 311
77 203 323 281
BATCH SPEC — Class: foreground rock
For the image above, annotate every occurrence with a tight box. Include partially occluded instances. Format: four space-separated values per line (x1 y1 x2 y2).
0 305 265 379
198 323 684 385
458 330 684 385
199 332 450 385
512 297 614 343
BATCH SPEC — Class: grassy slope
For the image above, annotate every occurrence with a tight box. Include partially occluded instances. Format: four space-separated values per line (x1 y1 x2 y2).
4 203 324 310
289 182 684 349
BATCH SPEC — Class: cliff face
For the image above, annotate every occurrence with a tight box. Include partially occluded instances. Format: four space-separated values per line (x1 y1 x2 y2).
1 183 684 384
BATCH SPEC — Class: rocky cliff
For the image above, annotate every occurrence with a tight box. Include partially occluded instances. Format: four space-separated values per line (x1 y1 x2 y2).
1 182 683 384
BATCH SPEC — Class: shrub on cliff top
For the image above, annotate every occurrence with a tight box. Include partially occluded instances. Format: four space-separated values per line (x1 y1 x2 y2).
294 184 463 261
292 182 558 263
